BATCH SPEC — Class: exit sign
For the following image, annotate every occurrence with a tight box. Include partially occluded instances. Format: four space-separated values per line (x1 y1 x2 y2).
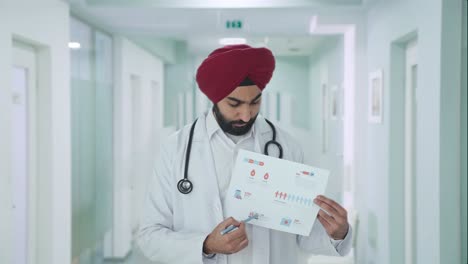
226 20 243 29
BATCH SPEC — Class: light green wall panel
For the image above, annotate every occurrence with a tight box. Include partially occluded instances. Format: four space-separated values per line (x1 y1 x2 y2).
461 1 467 262
268 56 310 129
164 42 195 127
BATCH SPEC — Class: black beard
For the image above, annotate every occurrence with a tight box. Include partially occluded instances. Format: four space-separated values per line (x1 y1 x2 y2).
212 104 258 136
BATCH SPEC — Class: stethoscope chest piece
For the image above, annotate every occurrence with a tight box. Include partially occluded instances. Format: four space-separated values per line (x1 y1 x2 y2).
177 178 193 194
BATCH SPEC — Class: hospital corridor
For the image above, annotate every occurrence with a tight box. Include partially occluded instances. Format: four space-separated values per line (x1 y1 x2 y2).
0 0 466 264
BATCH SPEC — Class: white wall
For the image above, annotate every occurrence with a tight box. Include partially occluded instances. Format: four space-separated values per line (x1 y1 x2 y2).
112 36 164 258
131 37 179 64
0 1 71 264
365 0 463 263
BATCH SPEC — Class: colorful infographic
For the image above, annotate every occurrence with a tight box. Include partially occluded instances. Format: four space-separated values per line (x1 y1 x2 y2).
274 191 314 207
225 149 330 236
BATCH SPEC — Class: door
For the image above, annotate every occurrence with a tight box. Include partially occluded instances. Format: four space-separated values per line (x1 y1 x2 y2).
130 74 143 232
11 42 37 264
404 39 418 264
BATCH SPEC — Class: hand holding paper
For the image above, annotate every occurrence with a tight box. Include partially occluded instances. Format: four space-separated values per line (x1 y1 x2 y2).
314 195 350 240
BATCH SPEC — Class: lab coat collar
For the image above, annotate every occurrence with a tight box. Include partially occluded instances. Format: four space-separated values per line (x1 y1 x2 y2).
205 110 220 140
187 114 224 224
256 114 273 135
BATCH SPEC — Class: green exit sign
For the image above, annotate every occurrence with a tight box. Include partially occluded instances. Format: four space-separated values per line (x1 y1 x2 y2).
226 20 243 29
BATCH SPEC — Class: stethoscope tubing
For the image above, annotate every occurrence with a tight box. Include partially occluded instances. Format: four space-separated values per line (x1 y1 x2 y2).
178 118 282 194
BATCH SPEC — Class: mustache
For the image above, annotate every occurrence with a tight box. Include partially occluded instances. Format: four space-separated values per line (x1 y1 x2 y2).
231 120 249 125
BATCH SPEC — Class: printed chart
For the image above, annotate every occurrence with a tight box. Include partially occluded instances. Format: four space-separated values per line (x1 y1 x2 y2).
225 149 330 236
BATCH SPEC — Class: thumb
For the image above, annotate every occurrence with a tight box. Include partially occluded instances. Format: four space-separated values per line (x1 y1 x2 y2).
222 217 241 228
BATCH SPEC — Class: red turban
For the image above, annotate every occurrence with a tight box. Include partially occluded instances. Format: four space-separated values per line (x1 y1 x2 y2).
196 44 275 103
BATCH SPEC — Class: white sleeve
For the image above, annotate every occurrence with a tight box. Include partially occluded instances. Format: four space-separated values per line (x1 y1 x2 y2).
296 219 340 256
137 142 209 264
297 222 353 256
329 225 353 256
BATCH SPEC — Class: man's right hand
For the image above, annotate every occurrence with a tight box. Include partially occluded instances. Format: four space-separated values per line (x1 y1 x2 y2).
203 217 249 255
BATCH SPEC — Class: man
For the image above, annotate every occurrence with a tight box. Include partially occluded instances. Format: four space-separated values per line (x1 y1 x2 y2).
138 44 352 264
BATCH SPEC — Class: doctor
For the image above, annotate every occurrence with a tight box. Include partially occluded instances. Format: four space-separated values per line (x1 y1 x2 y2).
138 44 352 264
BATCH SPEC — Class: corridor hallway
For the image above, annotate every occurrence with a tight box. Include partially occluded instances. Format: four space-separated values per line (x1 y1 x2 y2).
0 0 466 264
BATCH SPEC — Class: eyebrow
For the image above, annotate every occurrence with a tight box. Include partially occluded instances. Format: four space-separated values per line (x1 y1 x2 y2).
227 93 262 104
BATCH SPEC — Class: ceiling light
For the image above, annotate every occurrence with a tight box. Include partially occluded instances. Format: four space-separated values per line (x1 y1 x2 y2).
68 42 81 49
219 38 247 45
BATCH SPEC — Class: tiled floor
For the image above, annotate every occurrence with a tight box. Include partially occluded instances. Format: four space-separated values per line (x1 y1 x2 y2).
74 242 154 264
78 241 354 264
101 247 355 264
102 247 153 264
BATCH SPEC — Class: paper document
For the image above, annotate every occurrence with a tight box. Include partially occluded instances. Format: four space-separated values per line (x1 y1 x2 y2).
225 149 329 236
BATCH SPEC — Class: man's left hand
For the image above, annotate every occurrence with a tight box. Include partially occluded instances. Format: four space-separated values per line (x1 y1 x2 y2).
313 195 349 240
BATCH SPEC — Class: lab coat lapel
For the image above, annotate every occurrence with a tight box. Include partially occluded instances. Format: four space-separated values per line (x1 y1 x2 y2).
251 116 271 264
191 114 224 225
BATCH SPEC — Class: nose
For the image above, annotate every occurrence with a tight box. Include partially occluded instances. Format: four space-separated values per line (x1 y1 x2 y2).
238 105 252 123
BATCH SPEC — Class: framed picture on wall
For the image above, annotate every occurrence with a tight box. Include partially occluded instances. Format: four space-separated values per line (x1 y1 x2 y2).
368 69 383 123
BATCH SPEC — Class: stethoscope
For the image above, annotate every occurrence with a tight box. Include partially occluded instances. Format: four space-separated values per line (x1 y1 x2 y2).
177 118 283 194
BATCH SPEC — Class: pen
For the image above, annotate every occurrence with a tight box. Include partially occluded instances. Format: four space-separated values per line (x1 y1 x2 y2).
220 213 259 235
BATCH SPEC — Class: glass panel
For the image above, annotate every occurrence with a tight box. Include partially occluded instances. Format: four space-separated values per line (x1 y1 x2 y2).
70 17 114 264
94 30 114 255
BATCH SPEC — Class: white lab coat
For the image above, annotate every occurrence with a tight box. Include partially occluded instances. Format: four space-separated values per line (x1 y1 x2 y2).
138 113 351 264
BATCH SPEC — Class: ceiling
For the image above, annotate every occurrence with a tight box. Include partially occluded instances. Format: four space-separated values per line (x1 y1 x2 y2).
82 0 365 8
68 0 370 58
